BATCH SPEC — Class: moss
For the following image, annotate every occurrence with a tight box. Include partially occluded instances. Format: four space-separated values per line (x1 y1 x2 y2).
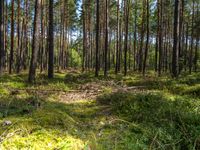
0 72 200 149
97 91 200 149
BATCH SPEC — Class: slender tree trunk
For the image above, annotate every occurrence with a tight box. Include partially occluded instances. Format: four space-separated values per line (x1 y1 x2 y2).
128 35 131 70
138 0 145 72
155 33 158 72
48 0 54 78
0 0 4 74
155 2 159 73
104 0 108 77
61 0 66 70
95 0 100 77
158 0 163 76
115 6 120 74
23 0 29 70
143 0 150 76
133 0 137 71
40 0 44 72
189 0 195 74
124 0 129 76
178 0 184 73
194 3 199 72
118 14 122 72
4 1 8 71
9 0 14 74
184 22 188 71
82 0 86 72
194 38 199 72
16 0 21 73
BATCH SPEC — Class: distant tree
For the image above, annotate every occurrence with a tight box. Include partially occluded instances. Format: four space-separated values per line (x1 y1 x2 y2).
0 0 198 78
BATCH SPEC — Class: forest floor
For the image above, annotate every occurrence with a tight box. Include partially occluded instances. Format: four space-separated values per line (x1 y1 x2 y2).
0 70 200 150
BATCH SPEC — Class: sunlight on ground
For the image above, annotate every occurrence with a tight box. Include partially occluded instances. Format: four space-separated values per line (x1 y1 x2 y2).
0 72 200 149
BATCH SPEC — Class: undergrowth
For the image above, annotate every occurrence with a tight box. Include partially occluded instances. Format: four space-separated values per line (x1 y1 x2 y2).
97 91 200 149
0 71 199 149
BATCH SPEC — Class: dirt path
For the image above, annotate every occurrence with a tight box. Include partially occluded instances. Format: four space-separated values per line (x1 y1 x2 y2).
58 82 147 103
5 76 146 104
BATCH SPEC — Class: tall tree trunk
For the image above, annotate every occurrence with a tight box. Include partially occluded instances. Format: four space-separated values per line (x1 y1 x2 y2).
95 0 100 77
104 0 108 77
48 0 54 78
9 0 14 74
143 0 150 76
158 0 163 76
4 1 8 71
61 0 66 70
40 0 44 72
0 0 4 74
28 0 41 83
124 0 129 76
193 3 199 72
82 0 86 72
133 0 137 71
189 0 195 74
16 0 21 73
172 0 179 78
23 0 29 70
138 0 145 72
178 0 184 73
155 2 159 72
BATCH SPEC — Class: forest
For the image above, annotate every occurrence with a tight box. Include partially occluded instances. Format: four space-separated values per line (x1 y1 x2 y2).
0 0 200 149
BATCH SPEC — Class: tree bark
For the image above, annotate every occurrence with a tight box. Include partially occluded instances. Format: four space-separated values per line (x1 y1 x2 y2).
95 0 100 77
158 0 163 76
9 0 14 74
138 0 145 72
0 0 4 74
16 0 21 73
104 0 108 77
48 0 54 78
124 0 129 76
28 0 41 83
172 0 179 78
143 0 150 76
